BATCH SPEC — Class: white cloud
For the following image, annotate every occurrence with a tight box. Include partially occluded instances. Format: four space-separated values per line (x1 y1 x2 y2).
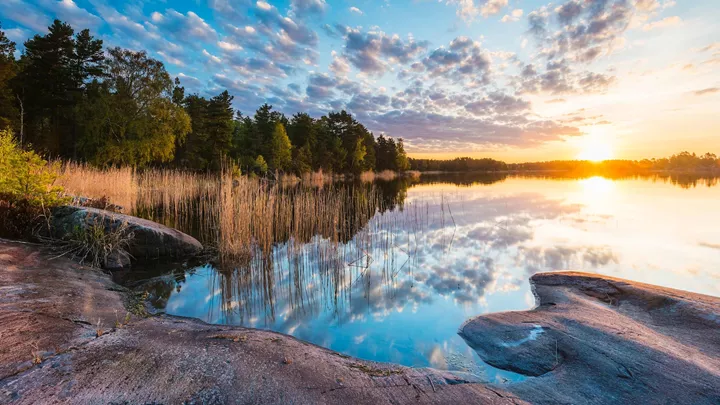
349 7 363 15
0 0 50 32
203 49 222 64
157 51 185 66
500 8 523 23
329 50 351 76
47 0 102 28
642 16 682 31
4 27 30 44
445 0 508 21
218 40 243 51
480 0 508 17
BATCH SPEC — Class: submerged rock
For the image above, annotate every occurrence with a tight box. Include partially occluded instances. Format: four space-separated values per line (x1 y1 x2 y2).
50 206 202 264
459 271 720 404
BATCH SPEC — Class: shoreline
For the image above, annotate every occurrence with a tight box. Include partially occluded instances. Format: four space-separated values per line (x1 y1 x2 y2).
1 238 718 404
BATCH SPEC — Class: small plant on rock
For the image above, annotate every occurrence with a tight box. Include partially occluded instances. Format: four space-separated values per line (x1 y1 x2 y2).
48 213 135 268
30 342 42 365
95 318 105 337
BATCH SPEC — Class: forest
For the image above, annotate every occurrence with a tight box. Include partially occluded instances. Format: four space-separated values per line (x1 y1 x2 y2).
0 20 410 175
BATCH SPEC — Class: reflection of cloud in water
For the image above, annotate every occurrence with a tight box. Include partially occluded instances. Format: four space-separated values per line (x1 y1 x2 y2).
422 257 496 304
147 175 720 374
159 189 623 328
518 245 619 275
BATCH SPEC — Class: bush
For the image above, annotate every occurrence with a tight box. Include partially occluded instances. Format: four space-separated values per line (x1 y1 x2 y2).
0 130 68 238
0 130 67 207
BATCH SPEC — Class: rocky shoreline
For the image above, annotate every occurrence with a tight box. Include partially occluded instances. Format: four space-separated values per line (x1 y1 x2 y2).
1 238 718 404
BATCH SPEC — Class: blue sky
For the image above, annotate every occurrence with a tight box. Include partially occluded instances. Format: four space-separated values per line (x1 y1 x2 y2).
1 0 718 161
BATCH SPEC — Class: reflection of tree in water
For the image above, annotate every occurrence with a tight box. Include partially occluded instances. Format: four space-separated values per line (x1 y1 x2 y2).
418 172 509 187
137 172 716 325
206 197 453 325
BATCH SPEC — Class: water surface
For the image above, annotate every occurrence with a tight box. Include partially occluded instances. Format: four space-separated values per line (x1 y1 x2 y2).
136 173 720 383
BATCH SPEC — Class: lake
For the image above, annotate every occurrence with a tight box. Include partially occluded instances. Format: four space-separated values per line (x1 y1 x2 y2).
131 173 720 384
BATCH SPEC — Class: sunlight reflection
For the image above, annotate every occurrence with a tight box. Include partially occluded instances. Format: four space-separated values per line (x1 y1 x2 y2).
579 176 615 197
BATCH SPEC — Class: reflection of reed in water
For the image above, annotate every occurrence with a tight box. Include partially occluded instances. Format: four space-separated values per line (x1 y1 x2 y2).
69 164 458 324
206 197 462 327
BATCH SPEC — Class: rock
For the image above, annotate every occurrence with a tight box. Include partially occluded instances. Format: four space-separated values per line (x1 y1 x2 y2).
50 206 202 263
459 271 720 405
0 239 515 405
2 238 718 405
104 250 132 270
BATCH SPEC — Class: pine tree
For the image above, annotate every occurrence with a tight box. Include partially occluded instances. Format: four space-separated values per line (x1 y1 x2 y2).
204 90 234 170
0 23 18 132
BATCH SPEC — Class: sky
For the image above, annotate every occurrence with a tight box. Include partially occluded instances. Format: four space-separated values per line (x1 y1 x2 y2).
0 0 718 162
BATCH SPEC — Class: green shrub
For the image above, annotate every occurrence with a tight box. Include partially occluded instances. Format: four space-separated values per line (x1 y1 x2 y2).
0 130 68 238
0 129 67 207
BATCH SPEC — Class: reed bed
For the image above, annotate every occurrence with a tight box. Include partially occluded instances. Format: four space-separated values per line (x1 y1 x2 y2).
360 170 421 182
55 162 137 211
55 162 440 322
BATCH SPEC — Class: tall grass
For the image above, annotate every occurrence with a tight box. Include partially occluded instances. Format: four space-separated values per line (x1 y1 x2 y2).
55 163 388 262
54 163 453 323
56 162 137 211
360 170 421 182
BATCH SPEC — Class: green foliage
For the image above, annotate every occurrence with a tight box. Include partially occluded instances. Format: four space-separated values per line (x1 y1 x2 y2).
254 155 268 175
15 20 105 158
0 129 66 207
87 48 191 167
267 122 292 171
395 138 410 171
0 22 17 132
0 21 415 174
293 143 313 174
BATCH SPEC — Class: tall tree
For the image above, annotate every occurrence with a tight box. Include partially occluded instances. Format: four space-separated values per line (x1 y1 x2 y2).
69 28 104 158
15 20 104 158
171 77 184 106
267 122 291 172
361 131 376 171
395 138 410 171
174 94 209 169
88 47 190 167
204 90 234 170
17 20 76 154
253 103 281 159
0 23 18 132
326 110 371 174
287 112 316 149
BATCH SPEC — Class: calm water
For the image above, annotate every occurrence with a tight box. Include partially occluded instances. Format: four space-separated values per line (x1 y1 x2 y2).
135 173 720 383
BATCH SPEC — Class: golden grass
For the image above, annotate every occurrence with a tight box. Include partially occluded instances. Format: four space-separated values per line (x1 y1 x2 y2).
52 162 429 302
360 170 421 182
55 162 136 211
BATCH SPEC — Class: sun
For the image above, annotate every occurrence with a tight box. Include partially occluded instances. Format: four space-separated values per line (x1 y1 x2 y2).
576 137 614 162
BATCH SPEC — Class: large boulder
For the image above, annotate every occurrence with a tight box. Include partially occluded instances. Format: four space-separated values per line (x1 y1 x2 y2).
50 206 203 262
459 271 720 404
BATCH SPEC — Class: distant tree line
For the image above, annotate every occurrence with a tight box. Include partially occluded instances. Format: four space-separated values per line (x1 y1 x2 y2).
0 20 409 175
409 157 507 172
411 152 720 174
507 152 720 173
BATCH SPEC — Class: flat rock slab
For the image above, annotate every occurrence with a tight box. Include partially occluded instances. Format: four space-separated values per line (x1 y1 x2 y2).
0 240 517 405
2 238 719 404
460 271 720 404
50 206 203 261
